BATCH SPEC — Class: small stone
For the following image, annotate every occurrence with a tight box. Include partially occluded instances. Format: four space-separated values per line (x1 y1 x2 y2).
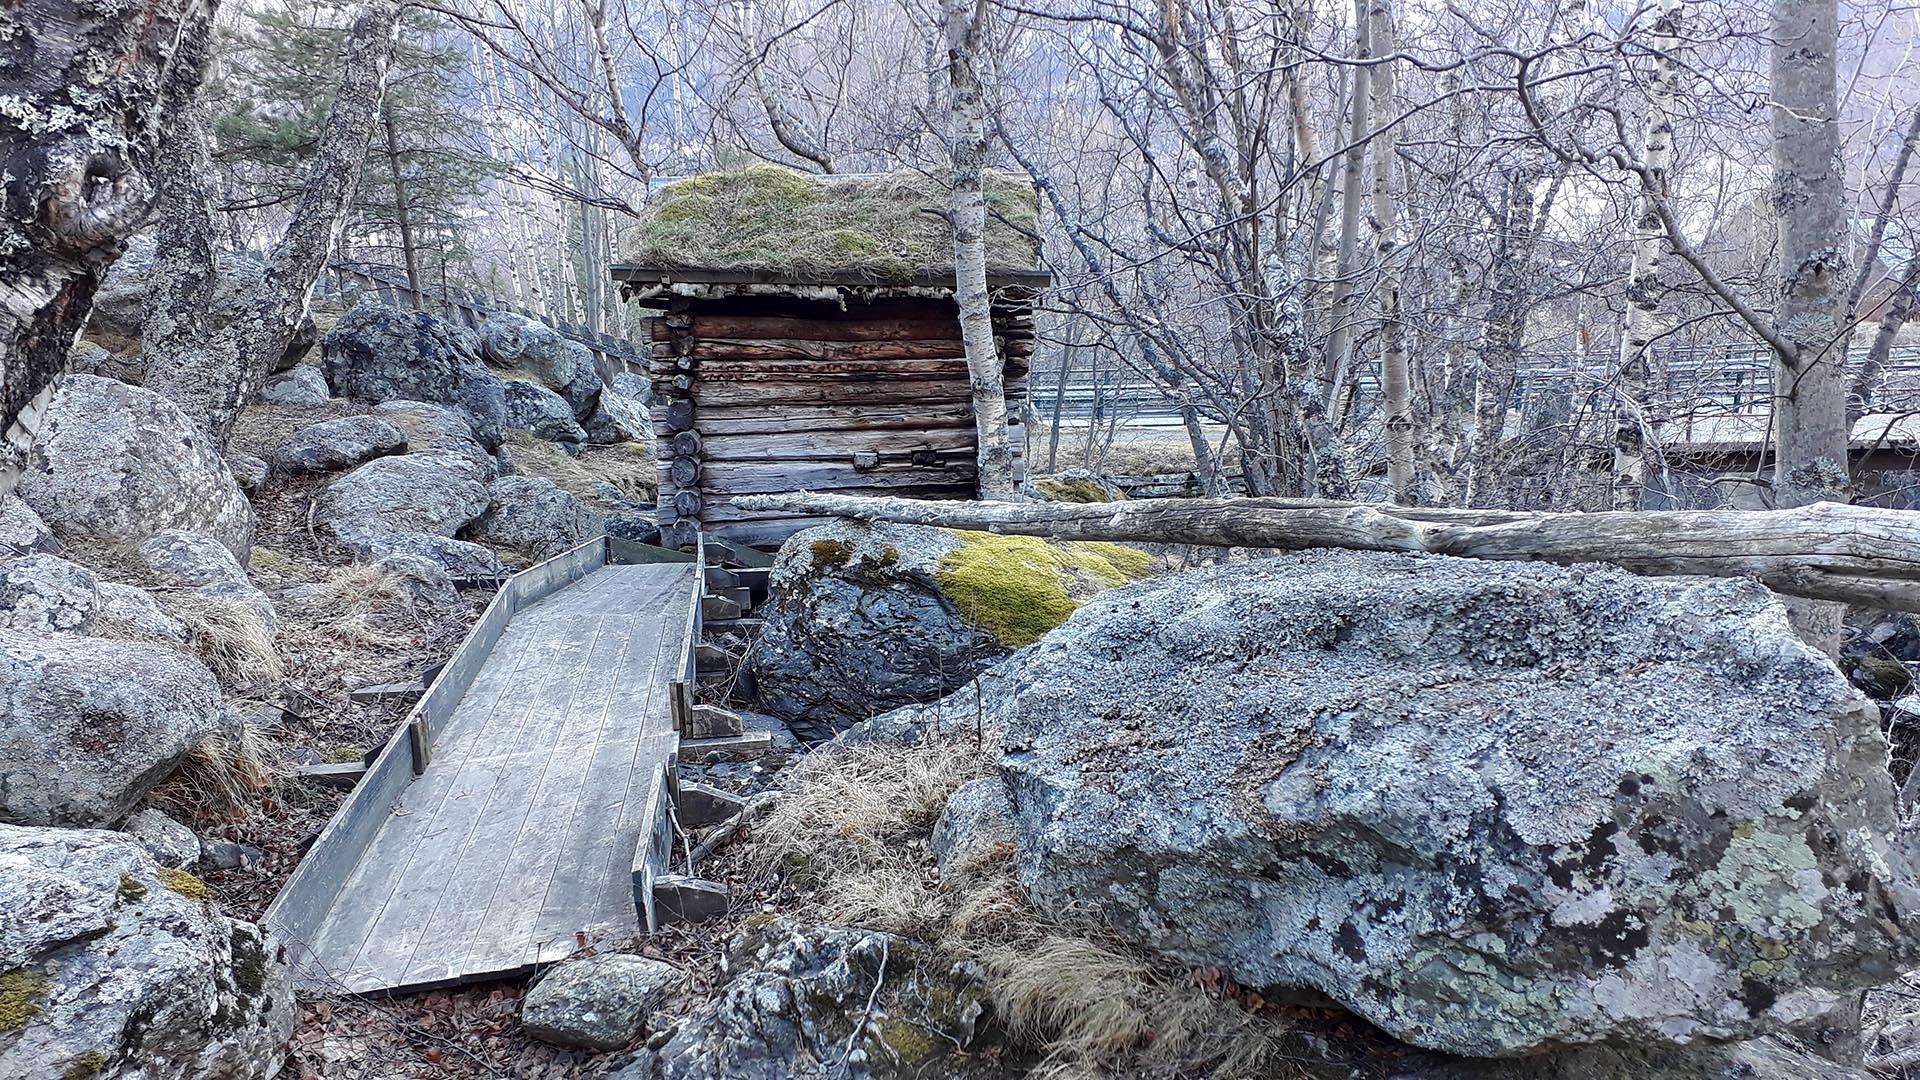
200 840 265 870
521 953 680 1052
121 807 201 869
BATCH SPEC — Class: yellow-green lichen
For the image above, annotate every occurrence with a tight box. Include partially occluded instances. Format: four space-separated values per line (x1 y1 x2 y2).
62 1050 109 1080
117 874 148 902
934 531 1153 647
873 1016 942 1064
326 745 366 764
0 969 51 1032
1032 476 1123 504
156 867 210 902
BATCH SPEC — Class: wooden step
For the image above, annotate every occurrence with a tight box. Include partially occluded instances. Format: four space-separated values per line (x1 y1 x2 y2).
348 680 424 706
678 731 774 762
701 593 743 621
647 874 730 926
674 781 747 828
684 705 744 739
703 616 764 633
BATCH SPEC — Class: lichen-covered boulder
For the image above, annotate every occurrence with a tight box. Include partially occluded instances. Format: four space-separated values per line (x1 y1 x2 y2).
612 921 1010 1080
479 312 603 420
137 530 277 631
317 452 490 539
266 415 406 475
0 823 292 1080
583 383 652 445
503 379 587 444
17 376 253 559
0 554 99 634
322 302 507 447
228 452 270 494
521 953 679 1051
0 495 59 558
253 365 331 407
0 631 224 827
941 549 1920 1056
1389 1037 1870 1079
469 476 603 562
748 520 1150 739
94 582 189 644
374 400 499 481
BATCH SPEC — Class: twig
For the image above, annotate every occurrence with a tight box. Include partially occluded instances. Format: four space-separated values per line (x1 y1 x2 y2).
838 937 889 1074
688 792 778 866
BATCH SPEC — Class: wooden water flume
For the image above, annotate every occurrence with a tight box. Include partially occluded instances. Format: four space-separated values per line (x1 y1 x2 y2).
733 493 1920 612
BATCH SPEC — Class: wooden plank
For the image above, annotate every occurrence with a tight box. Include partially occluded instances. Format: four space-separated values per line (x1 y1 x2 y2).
697 429 977 462
668 314 961 341
697 460 977 496
692 379 978 407
692 359 968 379
688 338 969 362
660 402 980 435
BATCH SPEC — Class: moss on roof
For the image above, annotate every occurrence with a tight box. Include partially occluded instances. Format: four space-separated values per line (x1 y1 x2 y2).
623 165 1042 283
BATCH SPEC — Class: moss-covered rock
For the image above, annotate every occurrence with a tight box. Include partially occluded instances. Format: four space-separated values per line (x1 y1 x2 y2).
747 521 1153 738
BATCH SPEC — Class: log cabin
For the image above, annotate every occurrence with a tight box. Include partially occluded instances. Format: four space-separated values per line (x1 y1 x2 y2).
612 165 1050 548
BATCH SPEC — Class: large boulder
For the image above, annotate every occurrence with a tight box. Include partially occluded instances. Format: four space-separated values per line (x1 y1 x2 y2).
137 530 277 631
469 476 603 562
90 235 314 372
937 550 1920 1056
17 376 253 559
0 823 292 1079
502 379 587 444
94 582 189 645
749 521 1150 739
266 415 406 475
321 302 507 447
478 312 602 420
0 630 224 827
583 380 652 445
520 953 679 1052
374 400 499 481
316 452 500 579
0 554 99 634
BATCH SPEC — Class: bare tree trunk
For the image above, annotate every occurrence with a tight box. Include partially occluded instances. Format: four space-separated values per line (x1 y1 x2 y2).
1369 0 1414 503
1611 0 1682 511
1769 0 1850 656
943 0 1018 498
1320 0 1371 420
382 112 422 306
145 0 402 446
734 491 1920 613
1855 252 1920 407
0 0 216 493
1466 170 1537 509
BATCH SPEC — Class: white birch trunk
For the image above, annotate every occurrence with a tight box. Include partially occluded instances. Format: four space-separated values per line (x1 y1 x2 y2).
1369 0 1414 503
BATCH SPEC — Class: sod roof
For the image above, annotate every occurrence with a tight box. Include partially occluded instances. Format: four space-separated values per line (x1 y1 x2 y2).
619 165 1043 284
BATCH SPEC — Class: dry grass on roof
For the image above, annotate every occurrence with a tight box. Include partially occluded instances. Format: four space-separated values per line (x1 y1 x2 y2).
624 164 1042 282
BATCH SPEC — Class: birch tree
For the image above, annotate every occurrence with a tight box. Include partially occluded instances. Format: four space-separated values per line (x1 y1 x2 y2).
943 0 1018 498
0 0 217 492
1368 0 1414 503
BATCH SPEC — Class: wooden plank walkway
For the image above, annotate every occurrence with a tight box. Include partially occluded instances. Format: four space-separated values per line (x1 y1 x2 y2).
273 559 696 993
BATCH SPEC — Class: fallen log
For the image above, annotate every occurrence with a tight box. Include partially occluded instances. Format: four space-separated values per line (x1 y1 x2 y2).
731 492 1920 612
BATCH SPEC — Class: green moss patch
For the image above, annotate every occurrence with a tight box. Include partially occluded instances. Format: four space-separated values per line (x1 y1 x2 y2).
117 874 148 902
935 532 1152 647
61 1050 108 1080
156 867 210 902
626 165 1041 283
1033 477 1123 504
0 969 51 1032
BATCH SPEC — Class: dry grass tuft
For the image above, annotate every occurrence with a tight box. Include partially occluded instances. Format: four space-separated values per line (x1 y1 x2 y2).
504 431 657 509
751 735 1285 1077
151 725 279 823
292 565 418 649
162 593 284 690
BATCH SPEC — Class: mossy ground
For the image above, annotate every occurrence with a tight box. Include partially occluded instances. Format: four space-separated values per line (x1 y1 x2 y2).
0 968 50 1032
934 532 1152 647
157 867 210 902
1031 477 1121 504
627 164 1041 282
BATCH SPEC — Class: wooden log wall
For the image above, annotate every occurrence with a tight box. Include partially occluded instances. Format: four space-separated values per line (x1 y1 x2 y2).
648 294 1034 548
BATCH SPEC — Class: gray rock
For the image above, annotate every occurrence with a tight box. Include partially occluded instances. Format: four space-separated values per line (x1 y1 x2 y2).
503 378 587 443
227 452 270 493
94 581 189 644
372 552 462 608
200 839 266 871
0 494 60 558
121 807 201 869
479 312 603 419
1389 1037 1870 1079
137 529 277 630
321 301 506 448
606 512 661 547
0 823 292 1080
583 386 653 445
946 549 1920 1056
611 372 652 403
92 234 314 370
0 630 224 826
351 528 502 581
68 338 144 384
614 921 1006 1080
930 776 1012 876
0 554 99 634
268 414 407 475
747 521 1005 739
17 375 254 559
470 476 604 562
255 364 331 406
521 953 680 1051
374 400 498 481
317 451 492 541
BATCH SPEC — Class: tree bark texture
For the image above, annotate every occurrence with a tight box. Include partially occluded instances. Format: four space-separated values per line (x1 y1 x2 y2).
943 0 1019 498
1368 0 1414 503
1611 0 1681 511
0 0 217 493
1320 0 1371 423
1466 170 1537 508
733 491 1920 613
144 0 402 445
